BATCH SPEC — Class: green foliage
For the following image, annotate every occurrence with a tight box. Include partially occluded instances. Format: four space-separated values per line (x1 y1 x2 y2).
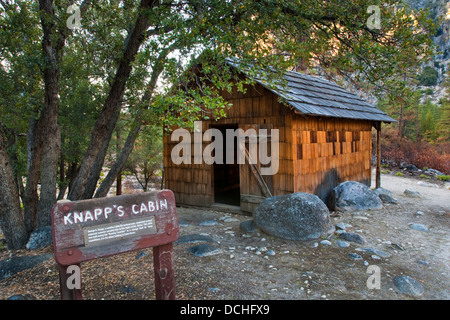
419 66 439 86
123 125 163 191
395 172 403 176
437 175 450 181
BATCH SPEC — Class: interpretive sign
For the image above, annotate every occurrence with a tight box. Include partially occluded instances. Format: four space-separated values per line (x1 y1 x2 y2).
51 189 179 300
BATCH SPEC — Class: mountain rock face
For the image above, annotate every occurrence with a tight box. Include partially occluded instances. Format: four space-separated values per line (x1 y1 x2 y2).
406 0 449 102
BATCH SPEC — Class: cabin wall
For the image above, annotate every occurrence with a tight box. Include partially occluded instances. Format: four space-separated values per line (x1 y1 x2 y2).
291 114 373 205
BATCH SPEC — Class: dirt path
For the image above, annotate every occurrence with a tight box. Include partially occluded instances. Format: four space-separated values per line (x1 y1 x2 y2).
0 172 449 300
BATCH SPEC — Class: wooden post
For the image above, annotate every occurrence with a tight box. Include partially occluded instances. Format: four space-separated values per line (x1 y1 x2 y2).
375 122 381 189
58 264 83 300
153 243 176 300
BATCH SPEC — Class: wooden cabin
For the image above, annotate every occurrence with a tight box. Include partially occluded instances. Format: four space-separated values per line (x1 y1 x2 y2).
163 64 394 213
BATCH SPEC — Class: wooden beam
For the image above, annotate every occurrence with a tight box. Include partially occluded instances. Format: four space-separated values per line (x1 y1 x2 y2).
240 144 272 198
374 122 381 189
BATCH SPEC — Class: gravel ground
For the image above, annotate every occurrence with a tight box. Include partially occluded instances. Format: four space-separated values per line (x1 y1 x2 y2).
0 172 449 300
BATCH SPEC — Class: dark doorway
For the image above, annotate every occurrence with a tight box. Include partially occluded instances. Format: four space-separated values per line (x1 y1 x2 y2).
212 124 240 206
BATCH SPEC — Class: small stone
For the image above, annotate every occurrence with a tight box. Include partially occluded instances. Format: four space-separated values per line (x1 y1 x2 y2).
356 247 391 258
208 287 220 293
176 234 214 244
7 294 36 300
239 220 257 233
409 223 429 232
189 244 222 257
391 243 405 251
348 253 363 260
200 220 219 226
339 232 366 244
393 275 424 297
320 240 332 246
265 250 276 256
403 189 421 198
118 285 135 294
337 240 350 248
135 251 147 260
335 222 347 230
415 211 424 216
417 259 429 266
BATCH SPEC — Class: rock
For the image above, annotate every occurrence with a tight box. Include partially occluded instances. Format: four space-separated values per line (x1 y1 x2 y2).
175 234 214 244
254 192 335 241
393 275 424 297
417 181 439 188
390 243 405 251
348 253 363 260
189 244 222 257
118 285 135 294
239 220 257 233
378 193 398 204
339 232 366 244
26 226 52 250
417 259 429 266
320 240 332 246
415 211 424 216
374 187 393 197
401 163 419 172
265 250 276 256
409 223 429 232
178 220 190 226
356 247 391 258
0 254 53 281
404 189 421 198
335 222 350 230
7 294 36 300
199 220 219 226
337 240 350 248
330 181 383 212
135 251 148 260
425 168 443 176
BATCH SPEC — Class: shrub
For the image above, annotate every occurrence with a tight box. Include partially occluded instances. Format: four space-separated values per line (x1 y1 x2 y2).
419 66 438 86
437 175 450 181
395 172 403 176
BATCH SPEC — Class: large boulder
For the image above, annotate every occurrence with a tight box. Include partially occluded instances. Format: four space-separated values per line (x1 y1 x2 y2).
254 192 335 241
330 181 383 212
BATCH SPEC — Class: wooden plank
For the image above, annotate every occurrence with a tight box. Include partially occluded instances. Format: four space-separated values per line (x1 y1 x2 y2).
240 144 272 198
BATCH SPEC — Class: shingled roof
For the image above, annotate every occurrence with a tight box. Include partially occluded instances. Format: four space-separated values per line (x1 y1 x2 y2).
226 59 395 123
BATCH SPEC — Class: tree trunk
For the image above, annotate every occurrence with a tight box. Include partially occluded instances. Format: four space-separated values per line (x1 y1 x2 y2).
82 107 121 199
0 129 28 249
93 42 173 198
94 123 141 198
23 116 44 233
68 0 156 201
36 0 62 227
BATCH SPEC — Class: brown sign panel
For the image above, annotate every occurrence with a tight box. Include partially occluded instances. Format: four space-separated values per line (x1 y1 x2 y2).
52 190 179 266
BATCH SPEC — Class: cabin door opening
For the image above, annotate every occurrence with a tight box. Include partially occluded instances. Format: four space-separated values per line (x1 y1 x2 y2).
212 124 240 206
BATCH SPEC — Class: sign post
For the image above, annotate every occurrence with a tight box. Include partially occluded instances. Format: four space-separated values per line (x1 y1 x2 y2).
51 190 179 300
